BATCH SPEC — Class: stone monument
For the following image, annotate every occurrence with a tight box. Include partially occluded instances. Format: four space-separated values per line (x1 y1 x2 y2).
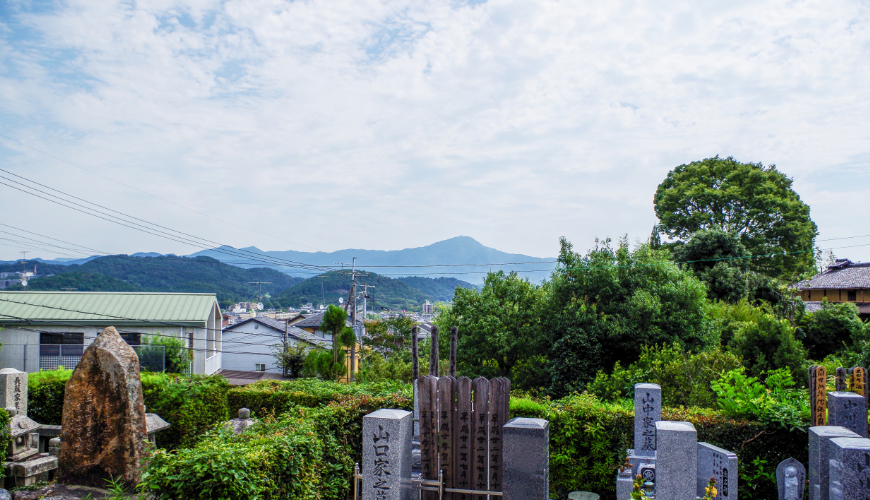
634 383 661 458
58 326 149 487
224 408 256 435
808 426 861 500
654 421 697 500
503 417 549 500
362 409 412 500
697 442 738 500
828 437 870 500
776 458 806 500
828 392 868 438
0 369 27 417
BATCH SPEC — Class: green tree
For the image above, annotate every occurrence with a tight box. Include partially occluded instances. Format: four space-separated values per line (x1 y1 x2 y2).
364 316 417 356
435 271 547 383
140 334 190 374
271 342 313 378
320 305 353 365
800 302 867 360
727 310 807 382
671 229 750 303
654 156 818 278
546 237 713 397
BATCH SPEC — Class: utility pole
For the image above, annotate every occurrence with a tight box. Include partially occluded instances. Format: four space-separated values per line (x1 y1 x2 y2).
247 281 271 303
341 257 368 383
358 283 376 320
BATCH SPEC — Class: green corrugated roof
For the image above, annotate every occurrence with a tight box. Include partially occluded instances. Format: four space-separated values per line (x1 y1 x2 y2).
0 291 219 327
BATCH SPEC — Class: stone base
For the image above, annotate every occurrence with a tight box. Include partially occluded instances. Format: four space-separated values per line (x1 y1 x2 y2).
616 470 634 500
626 448 656 475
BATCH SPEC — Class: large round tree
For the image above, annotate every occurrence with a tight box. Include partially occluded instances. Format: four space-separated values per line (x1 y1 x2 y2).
654 156 817 278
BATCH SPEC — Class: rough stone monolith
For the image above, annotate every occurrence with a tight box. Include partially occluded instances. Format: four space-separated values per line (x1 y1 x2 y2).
58 326 148 487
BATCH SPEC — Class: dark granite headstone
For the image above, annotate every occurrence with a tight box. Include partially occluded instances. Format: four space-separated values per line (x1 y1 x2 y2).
809 426 861 500
697 442 737 500
828 437 870 500
502 418 548 500
776 458 806 500
828 391 868 437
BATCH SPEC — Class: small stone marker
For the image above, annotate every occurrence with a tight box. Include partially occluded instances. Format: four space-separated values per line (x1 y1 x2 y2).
615 462 634 500
502 417 549 500
634 383 661 457
828 391 868 437
697 442 738 500
225 407 256 434
810 366 829 426
776 458 806 500
654 421 697 500
58 326 148 487
827 437 870 500
809 426 861 500
0 368 27 417
362 409 413 500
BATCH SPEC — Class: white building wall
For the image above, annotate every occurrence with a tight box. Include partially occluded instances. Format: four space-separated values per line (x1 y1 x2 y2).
221 321 313 374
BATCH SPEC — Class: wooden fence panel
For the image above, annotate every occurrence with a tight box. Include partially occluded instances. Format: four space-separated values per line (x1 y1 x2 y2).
439 376 456 500
420 375 439 500
472 377 490 500
454 377 473 500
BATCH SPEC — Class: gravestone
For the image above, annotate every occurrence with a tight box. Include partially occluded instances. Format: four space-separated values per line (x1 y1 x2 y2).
697 442 738 500
828 392 868 437
502 418 548 500
615 462 634 500
362 409 413 500
827 437 870 500
809 426 861 500
654 421 697 500
0 369 27 417
58 326 148 488
810 366 828 426
634 383 661 457
776 458 806 500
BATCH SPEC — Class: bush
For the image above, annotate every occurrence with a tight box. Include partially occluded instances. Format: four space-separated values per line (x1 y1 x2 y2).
727 310 807 382
588 343 743 407
711 368 809 430
141 334 191 374
800 301 868 359
0 408 9 483
29 369 230 450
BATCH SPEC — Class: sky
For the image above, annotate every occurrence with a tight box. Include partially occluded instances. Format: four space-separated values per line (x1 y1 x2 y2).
1 0 869 265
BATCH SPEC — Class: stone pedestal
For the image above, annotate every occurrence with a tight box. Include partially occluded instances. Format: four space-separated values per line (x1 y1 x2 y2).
827 437 870 500
0 369 27 417
697 442 737 500
616 467 634 500
634 383 661 457
362 409 413 500
503 418 549 500
655 421 697 500
809 426 861 500
828 392 868 438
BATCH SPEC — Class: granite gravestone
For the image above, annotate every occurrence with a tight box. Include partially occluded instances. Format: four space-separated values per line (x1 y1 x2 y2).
809 426 861 500
615 463 634 500
828 392 868 438
697 442 738 500
776 458 806 500
0 368 27 417
828 437 870 500
655 421 697 500
362 409 413 500
502 418 549 500
634 383 661 457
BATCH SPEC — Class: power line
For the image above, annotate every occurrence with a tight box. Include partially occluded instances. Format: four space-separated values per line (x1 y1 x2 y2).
0 223 108 255
0 133 322 252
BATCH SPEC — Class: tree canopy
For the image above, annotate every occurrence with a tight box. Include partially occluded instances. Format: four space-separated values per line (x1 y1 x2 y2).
654 156 818 278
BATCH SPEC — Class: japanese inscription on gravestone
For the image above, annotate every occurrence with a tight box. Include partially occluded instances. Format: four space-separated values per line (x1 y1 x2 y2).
697 442 738 500
454 377 473 500
828 392 868 438
634 384 661 457
363 409 412 500
810 366 828 426
0 368 28 417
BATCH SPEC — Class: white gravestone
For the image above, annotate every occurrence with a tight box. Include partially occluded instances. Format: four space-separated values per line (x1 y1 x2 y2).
0 368 27 417
363 409 413 500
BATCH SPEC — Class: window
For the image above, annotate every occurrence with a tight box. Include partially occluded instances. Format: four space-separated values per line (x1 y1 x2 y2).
255 363 266 372
121 332 141 346
848 290 857 301
40 332 84 356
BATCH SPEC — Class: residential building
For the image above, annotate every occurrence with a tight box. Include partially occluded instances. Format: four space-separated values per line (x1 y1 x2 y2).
0 291 222 374
422 301 435 315
220 316 329 374
793 259 870 316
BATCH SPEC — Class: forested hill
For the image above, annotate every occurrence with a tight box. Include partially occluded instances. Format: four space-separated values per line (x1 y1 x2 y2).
396 276 477 301
4 256 303 307
273 270 476 311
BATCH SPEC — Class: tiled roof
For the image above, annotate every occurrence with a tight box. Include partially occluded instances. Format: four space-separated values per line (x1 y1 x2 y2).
0 291 218 326
223 316 330 348
794 260 870 290
293 311 364 329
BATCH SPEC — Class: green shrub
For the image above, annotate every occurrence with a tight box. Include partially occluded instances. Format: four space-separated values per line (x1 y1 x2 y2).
588 343 743 407
800 301 868 359
29 369 230 450
0 407 9 483
141 334 191 374
727 309 807 382
711 367 809 430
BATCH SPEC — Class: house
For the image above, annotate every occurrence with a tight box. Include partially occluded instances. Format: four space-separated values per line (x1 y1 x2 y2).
793 259 870 317
0 291 222 374
294 310 366 339
220 316 329 374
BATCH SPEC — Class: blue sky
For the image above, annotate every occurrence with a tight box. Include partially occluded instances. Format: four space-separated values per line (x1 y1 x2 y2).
1 0 869 265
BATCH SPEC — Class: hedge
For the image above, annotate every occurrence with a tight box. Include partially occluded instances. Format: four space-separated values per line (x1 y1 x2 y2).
141 393 412 500
28 369 231 450
0 408 9 483
511 394 806 500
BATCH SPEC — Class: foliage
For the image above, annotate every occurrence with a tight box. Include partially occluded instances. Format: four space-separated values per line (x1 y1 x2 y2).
799 301 868 360
435 271 548 382
546 237 714 397
589 343 742 407
711 368 809 430
273 270 438 311
363 315 417 356
301 349 345 381
141 334 190 374
271 342 311 378
725 308 808 382
653 156 818 278
6 272 143 292
671 229 751 303
28 369 230 450
0 407 9 483
321 305 350 363
396 276 477 301
701 477 718 500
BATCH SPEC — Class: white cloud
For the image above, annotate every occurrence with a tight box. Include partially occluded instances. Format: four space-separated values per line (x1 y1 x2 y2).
0 0 869 263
